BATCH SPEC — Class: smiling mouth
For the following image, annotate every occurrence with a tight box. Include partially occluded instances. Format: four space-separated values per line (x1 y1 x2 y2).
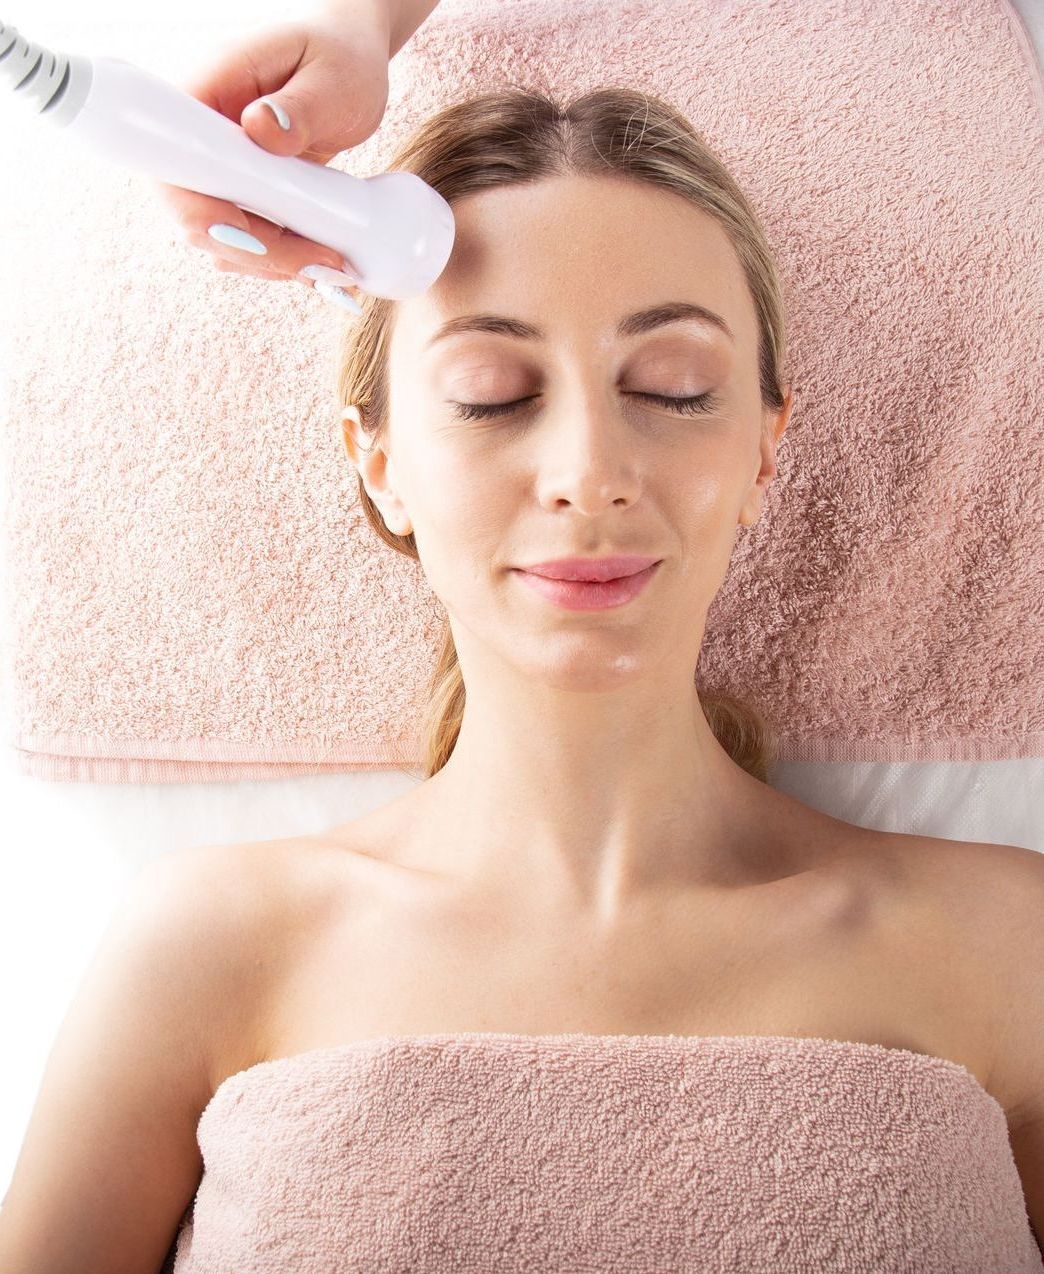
513 560 662 610
514 556 663 583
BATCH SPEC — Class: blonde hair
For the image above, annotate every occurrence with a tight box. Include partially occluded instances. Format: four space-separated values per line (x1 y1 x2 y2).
335 87 786 783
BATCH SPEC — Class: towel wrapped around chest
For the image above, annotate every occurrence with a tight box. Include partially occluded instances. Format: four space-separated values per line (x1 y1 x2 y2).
162 1032 1044 1273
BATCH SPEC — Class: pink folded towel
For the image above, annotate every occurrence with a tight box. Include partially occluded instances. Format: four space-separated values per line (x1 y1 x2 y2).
3 0 1043 781
160 1032 1042 1273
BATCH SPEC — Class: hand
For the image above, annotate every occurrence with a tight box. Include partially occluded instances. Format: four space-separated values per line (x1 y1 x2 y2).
154 16 393 307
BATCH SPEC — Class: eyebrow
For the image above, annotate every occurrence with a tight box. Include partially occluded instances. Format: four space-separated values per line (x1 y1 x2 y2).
424 301 735 350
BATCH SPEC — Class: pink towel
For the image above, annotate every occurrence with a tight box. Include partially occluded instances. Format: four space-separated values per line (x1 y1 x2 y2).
2 0 1042 782
160 1032 1042 1273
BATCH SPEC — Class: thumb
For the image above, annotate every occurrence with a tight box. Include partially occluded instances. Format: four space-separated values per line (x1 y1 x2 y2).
239 34 390 165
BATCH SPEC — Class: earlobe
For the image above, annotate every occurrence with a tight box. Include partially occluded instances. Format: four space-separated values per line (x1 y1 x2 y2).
738 390 793 530
338 406 413 536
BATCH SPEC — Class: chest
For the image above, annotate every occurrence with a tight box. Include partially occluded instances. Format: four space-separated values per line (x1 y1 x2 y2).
259 838 991 1091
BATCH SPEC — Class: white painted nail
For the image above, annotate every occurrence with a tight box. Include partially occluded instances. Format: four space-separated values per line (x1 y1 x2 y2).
314 281 363 315
258 97 291 130
299 263 361 288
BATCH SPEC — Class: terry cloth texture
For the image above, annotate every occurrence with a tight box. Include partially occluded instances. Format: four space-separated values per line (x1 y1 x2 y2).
160 1032 1044 1273
2 0 1042 780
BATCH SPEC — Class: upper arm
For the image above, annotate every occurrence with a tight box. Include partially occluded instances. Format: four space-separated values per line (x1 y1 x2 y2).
0 842 272 1274
981 842 1044 1256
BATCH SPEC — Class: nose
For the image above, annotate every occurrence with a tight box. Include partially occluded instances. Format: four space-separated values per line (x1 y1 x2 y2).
532 392 644 515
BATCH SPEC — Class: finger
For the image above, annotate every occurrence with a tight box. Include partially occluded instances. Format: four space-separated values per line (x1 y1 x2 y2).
177 34 279 128
179 24 342 165
173 27 337 162
155 180 270 247
238 92 341 165
168 191 352 278
213 258 295 281
238 23 389 163
192 236 291 279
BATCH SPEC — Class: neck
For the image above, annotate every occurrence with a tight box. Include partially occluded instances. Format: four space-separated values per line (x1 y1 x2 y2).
411 667 781 929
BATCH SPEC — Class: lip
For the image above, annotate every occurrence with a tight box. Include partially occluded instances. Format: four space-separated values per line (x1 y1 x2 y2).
517 555 661 582
513 559 662 611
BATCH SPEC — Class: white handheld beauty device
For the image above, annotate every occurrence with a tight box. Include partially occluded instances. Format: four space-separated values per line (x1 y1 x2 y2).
0 19 455 300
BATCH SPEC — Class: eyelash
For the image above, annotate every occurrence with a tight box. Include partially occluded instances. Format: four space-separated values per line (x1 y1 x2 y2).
450 391 721 421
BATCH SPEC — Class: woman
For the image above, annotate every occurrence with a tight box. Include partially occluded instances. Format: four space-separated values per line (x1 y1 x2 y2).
0 0 1040 1270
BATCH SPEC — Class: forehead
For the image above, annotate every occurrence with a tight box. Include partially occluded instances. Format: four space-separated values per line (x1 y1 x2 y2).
388 174 756 359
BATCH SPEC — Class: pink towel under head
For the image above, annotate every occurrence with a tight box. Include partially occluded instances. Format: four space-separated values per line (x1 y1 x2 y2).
2 0 1043 782
161 1032 1042 1273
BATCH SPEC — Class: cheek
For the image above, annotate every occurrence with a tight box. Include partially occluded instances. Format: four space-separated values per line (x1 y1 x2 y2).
673 446 742 527
404 446 508 598
669 458 749 585
423 451 502 542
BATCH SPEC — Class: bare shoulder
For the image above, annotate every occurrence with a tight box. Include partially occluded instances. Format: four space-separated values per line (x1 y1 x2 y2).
874 829 1043 916
0 835 326 1273
956 838 1044 1130
150 835 339 1089
925 836 1044 1258
878 832 1044 1123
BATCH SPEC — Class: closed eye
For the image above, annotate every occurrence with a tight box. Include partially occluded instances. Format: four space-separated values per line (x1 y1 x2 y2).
449 391 721 421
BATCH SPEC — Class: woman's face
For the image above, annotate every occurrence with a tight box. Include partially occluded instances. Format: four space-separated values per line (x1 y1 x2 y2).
348 174 790 693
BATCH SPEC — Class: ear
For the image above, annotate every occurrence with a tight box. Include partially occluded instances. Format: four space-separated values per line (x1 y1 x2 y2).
340 405 413 536
738 387 794 529
340 404 369 467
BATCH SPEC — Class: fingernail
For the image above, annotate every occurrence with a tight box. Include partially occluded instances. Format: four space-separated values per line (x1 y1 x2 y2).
299 263 360 288
314 281 363 315
258 96 291 130
208 224 267 254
